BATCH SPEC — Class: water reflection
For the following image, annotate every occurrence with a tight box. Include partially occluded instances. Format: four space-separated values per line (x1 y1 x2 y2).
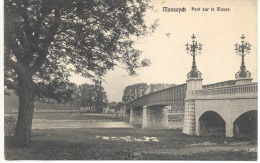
32 119 133 129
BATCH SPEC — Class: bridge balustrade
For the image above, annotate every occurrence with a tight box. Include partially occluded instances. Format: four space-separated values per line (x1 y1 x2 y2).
194 83 257 97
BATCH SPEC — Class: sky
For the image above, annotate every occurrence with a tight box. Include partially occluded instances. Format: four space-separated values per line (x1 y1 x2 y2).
70 0 258 102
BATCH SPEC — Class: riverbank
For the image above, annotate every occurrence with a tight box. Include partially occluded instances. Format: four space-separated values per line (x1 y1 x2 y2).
4 112 257 160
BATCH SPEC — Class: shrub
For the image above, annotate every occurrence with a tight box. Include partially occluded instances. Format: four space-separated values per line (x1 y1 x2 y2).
5 115 17 136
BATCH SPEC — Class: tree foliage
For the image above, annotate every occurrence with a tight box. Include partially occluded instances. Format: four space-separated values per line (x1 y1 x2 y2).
5 0 155 100
148 83 176 93
107 101 124 111
4 0 156 146
76 82 108 112
122 83 148 103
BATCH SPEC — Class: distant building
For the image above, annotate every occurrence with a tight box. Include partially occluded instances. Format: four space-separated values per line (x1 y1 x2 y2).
102 107 117 114
80 107 92 111
103 107 110 113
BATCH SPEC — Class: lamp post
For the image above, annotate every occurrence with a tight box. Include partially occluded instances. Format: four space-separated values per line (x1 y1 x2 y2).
185 34 203 79
234 34 251 79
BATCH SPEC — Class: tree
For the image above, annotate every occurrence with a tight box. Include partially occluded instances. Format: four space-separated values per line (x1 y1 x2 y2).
4 0 156 146
108 102 118 110
116 102 124 110
107 101 124 111
122 83 148 103
68 83 81 110
148 83 176 93
76 82 108 112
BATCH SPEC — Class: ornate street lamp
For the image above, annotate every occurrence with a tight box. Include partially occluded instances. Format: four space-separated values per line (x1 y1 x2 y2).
234 34 251 79
185 34 203 79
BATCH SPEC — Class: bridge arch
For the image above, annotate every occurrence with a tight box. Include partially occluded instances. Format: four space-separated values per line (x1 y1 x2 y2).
199 111 226 137
233 110 257 139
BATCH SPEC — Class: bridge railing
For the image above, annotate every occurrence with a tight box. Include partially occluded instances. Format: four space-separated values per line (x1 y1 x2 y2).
194 83 257 97
127 82 257 109
127 84 187 109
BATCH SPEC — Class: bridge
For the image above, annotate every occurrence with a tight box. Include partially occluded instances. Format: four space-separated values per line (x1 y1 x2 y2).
126 34 257 139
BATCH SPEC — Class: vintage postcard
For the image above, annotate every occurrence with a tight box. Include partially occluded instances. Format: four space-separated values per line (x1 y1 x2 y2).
3 0 258 161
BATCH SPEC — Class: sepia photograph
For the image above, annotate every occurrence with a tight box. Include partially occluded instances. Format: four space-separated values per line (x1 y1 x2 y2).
3 0 258 161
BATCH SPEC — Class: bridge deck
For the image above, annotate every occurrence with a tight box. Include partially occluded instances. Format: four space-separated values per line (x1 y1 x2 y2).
127 81 257 110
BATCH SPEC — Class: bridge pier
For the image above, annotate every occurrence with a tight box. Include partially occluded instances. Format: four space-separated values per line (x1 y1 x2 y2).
225 123 234 137
225 118 236 137
129 108 143 125
142 106 168 129
142 106 148 128
183 78 203 135
183 100 196 135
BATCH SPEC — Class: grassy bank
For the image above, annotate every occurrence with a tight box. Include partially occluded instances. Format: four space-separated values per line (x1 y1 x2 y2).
5 128 257 160
4 112 257 160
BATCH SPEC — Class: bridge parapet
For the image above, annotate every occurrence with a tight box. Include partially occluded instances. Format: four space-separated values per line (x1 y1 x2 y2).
202 80 236 89
193 83 257 99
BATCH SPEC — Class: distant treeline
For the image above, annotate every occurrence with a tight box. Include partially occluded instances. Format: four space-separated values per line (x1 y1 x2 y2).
5 82 108 113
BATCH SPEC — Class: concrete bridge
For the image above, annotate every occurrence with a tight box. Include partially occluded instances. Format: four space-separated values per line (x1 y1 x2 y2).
126 78 257 139
126 34 257 139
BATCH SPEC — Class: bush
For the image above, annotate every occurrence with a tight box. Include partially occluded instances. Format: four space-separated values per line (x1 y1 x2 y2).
5 115 17 136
